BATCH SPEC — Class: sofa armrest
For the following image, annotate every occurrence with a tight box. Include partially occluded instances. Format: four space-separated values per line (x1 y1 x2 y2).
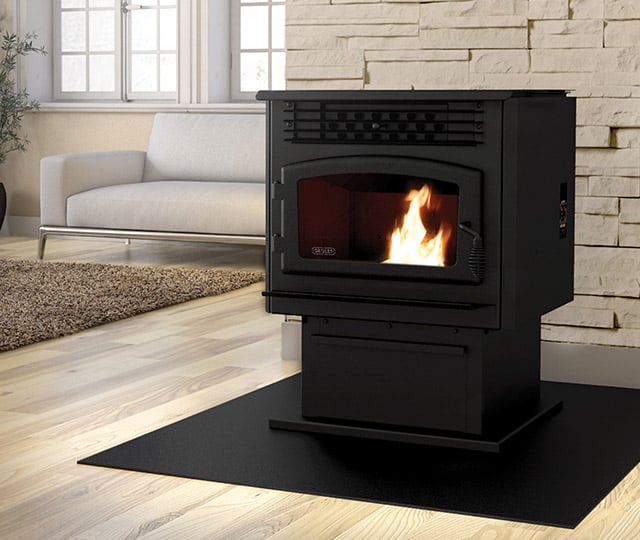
40 150 147 226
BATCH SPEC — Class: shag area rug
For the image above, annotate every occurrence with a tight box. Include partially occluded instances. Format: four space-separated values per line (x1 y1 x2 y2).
0 259 264 352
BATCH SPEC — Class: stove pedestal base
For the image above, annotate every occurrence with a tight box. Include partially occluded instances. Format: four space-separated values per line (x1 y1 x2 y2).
300 316 545 436
270 398 562 453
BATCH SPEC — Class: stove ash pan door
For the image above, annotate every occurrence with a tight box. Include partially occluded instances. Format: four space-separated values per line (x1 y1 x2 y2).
273 156 484 284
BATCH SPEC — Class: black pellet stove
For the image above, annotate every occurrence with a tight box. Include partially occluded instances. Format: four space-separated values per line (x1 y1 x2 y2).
257 90 575 451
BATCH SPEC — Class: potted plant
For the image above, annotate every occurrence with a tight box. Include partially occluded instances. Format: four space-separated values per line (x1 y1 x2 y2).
0 21 46 231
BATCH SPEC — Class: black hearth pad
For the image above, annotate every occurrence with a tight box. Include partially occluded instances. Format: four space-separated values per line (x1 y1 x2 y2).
79 375 640 529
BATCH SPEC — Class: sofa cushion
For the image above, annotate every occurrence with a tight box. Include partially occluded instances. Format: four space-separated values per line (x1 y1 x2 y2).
142 113 266 183
66 181 265 236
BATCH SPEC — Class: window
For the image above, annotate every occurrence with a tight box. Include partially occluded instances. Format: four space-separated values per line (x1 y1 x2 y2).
40 0 285 103
56 0 121 100
55 0 178 101
125 1 178 99
232 0 286 99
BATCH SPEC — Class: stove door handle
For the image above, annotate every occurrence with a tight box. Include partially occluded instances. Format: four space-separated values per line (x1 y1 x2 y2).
458 222 481 242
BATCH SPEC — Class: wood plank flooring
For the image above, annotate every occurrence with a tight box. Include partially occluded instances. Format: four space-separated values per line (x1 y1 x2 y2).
1 236 639 539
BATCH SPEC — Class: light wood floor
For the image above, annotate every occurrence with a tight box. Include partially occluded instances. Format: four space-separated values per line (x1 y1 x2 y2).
1 236 639 540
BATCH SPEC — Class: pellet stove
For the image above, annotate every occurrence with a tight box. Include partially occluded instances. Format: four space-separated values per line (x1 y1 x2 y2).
257 90 575 450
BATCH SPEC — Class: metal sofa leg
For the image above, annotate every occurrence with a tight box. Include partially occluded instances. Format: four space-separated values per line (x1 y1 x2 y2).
37 228 48 260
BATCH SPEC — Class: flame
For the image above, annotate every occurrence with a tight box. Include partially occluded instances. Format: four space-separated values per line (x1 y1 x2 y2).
383 185 451 267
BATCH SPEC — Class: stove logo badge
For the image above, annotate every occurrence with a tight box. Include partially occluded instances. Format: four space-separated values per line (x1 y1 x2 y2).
312 246 337 256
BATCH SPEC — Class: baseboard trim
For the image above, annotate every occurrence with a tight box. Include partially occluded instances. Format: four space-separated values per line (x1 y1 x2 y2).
280 321 640 389
541 341 640 389
3 216 40 237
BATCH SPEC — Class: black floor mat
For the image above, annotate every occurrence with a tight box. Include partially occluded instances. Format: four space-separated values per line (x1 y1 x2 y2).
80 375 640 529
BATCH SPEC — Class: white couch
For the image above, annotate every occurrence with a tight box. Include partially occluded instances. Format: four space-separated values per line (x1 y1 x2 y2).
38 112 266 259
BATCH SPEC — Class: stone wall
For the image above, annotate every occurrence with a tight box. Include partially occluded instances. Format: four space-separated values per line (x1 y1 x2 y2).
286 0 640 348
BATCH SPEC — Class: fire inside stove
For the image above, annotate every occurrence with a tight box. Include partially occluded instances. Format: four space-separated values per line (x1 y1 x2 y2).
297 173 458 267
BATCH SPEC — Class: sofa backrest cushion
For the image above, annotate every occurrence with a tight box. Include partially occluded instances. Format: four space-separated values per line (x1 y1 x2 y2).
142 113 265 183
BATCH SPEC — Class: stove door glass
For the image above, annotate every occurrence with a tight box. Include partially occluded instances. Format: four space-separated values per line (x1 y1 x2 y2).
298 174 459 267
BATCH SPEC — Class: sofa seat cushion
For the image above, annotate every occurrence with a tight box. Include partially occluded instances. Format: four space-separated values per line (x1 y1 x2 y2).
66 181 265 236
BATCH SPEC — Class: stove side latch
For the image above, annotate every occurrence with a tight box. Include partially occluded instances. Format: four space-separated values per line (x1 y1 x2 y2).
559 182 568 239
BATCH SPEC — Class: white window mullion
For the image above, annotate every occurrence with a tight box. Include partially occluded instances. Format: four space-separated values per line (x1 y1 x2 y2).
206 0 230 102
53 1 63 99
196 0 209 104
121 0 128 100
230 0 241 99
177 0 192 104
267 1 271 90
190 0 207 104
155 3 161 94
20 0 54 103
84 9 90 93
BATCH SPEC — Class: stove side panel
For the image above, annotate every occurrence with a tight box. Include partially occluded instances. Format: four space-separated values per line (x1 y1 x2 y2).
501 94 576 327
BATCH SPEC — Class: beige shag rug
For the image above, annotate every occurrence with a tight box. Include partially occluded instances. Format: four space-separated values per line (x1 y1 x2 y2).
0 259 264 352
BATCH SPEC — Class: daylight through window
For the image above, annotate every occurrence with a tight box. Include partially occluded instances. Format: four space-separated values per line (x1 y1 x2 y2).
236 0 285 96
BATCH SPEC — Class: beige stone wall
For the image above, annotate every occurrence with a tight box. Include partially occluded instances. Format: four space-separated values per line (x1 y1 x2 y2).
286 0 640 347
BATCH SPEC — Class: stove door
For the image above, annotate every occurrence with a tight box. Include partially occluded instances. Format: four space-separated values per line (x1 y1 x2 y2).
274 156 483 283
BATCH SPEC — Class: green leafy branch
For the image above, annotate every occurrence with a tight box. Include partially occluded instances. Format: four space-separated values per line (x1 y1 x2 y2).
0 28 47 165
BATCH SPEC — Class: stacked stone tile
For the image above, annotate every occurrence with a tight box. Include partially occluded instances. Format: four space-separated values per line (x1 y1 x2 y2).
286 0 640 347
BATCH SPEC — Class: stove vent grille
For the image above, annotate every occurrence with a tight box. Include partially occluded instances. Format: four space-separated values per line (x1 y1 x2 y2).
283 101 484 145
